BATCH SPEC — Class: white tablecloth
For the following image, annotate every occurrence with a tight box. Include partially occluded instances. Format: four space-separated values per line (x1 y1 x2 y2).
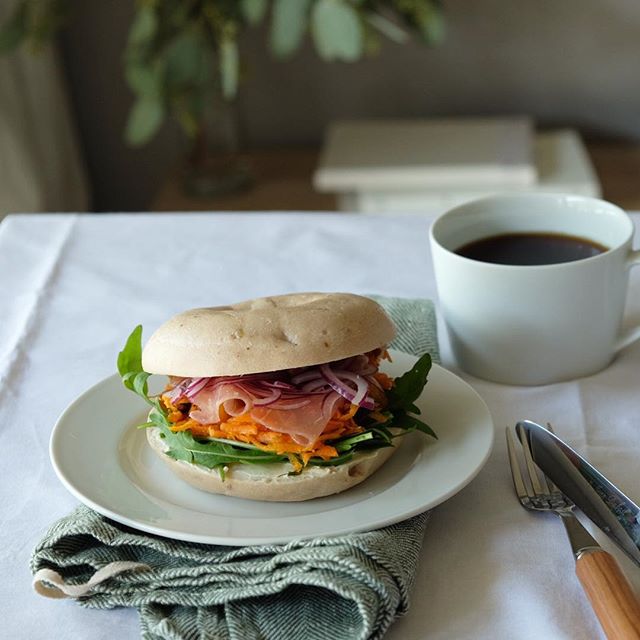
2 212 639 640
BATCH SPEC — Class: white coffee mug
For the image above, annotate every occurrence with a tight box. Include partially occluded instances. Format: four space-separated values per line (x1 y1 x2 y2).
429 193 640 385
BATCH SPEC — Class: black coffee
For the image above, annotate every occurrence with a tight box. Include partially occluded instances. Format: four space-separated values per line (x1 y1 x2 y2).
455 232 608 266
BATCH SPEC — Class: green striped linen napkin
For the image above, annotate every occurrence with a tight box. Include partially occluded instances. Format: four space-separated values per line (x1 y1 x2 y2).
31 296 439 640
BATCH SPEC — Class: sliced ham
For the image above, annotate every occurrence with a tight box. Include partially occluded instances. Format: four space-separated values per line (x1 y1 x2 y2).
190 383 254 423
173 353 382 447
189 382 344 446
252 392 343 446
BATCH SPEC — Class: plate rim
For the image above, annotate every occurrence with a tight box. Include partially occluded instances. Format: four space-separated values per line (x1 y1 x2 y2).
50 354 494 545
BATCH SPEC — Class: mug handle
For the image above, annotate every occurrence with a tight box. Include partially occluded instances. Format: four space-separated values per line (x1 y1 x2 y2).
615 249 640 352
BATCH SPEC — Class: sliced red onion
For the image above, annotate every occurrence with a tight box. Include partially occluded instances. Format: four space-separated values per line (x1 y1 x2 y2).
320 364 375 409
165 384 186 402
184 377 209 399
301 379 331 393
165 349 383 417
252 388 282 406
332 370 369 407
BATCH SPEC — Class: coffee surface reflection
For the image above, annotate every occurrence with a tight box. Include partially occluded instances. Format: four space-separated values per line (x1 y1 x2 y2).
455 232 608 266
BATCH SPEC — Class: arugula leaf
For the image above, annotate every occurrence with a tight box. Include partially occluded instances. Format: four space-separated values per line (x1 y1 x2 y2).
387 352 432 411
335 431 375 452
383 352 437 440
147 405 168 426
118 325 169 427
163 431 290 467
390 412 437 439
118 325 144 384
369 425 395 443
308 451 355 467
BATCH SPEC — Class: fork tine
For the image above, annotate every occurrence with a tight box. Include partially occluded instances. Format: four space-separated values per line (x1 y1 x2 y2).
516 422 551 496
505 427 531 499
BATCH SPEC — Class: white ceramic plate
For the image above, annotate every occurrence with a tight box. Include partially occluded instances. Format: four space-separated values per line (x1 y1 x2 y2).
50 351 493 545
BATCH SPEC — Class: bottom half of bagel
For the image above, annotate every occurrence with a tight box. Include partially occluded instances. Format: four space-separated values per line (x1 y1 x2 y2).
146 427 398 502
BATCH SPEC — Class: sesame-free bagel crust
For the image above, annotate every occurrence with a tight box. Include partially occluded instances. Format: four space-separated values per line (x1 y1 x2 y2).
141 292 396 377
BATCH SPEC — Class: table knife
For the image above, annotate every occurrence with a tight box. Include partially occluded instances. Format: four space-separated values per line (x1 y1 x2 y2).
519 420 640 566
519 420 640 639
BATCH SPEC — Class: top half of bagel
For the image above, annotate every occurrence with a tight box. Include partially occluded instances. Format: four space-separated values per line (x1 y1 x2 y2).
141 292 396 377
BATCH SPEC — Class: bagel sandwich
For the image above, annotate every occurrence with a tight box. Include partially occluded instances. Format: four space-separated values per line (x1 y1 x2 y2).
117 292 435 502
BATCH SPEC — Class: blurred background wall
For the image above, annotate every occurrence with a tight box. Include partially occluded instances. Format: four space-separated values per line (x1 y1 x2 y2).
59 0 640 212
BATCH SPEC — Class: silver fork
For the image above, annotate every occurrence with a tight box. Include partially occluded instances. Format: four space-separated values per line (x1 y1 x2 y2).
506 423 640 639
506 423 599 554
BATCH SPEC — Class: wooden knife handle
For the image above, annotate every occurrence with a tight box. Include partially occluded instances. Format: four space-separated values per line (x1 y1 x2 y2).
576 549 640 639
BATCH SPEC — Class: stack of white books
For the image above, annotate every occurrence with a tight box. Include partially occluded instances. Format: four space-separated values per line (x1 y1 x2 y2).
313 117 601 214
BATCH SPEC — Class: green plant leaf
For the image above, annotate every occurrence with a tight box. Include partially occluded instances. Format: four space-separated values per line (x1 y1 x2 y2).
241 0 268 25
365 11 409 45
269 0 312 58
128 4 158 47
423 14 445 45
219 36 239 99
171 96 200 138
164 29 206 88
311 0 363 62
125 96 165 146
393 0 445 45
0 3 27 53
125 60 163 97
415 2 445 44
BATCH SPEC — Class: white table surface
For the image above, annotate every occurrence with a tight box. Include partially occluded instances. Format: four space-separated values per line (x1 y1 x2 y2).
2 211 640 640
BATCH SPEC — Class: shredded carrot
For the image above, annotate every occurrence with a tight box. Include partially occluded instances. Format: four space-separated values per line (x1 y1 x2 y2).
338 403 359 421
161 394 362 463
287 454 303 473
168 418 210 438
167 410 184 423
373 372 394 391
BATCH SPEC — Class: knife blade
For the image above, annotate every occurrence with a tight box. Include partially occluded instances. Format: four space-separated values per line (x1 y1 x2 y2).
519 419 640 567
